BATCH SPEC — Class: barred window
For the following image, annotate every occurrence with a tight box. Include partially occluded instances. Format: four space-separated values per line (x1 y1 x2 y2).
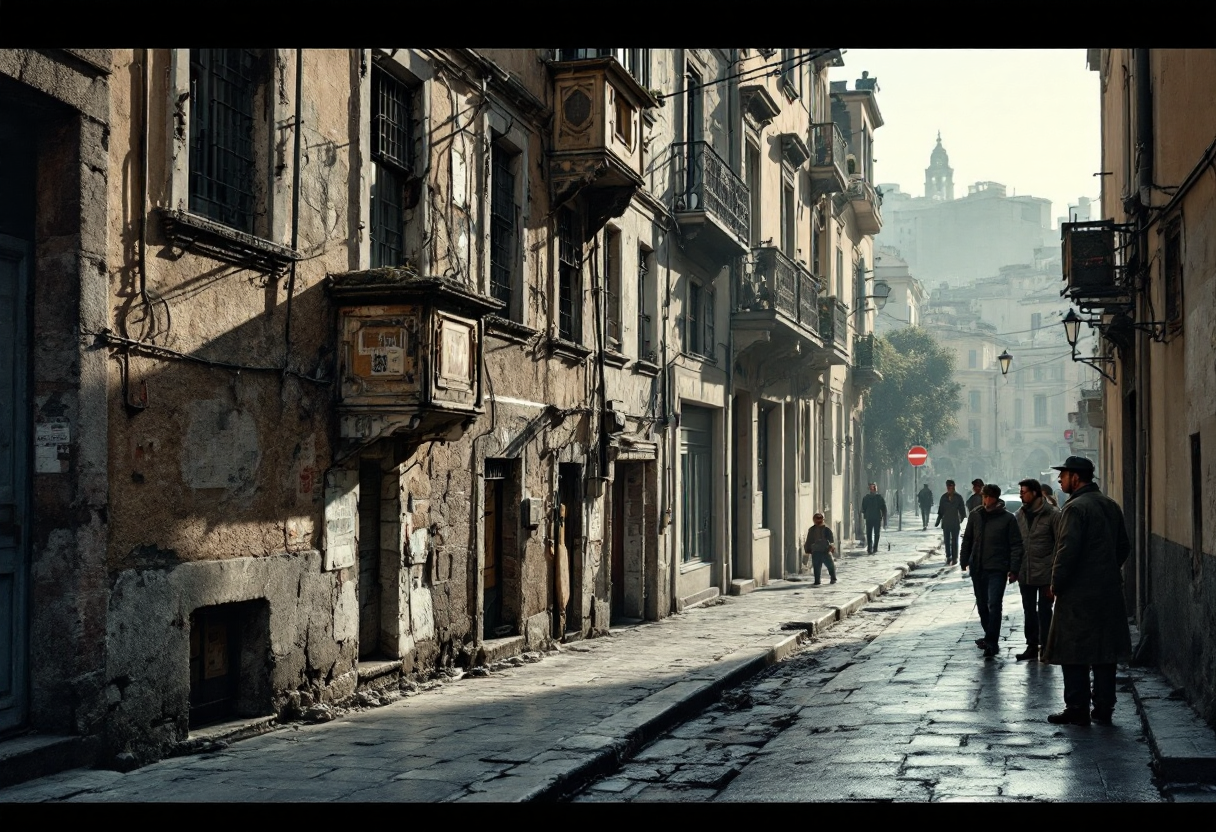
189 49 263 233
490 142 517 309
558 209 582 342
373 68 414 174
370 66 415 268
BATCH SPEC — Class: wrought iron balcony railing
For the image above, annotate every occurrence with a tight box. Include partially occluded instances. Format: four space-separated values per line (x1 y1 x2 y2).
672 140 750 244
847 176 881 208
737 246 821 334
819 296 848 350
810 122 848 181
854 333 876 370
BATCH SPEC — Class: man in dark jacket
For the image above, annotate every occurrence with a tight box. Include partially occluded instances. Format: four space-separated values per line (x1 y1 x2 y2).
860 483 887 554
1014 478 1061 662
936 479 968 566
966 478 984 514
917 484 933 530
960 483 1024 658
1041 456 1132 726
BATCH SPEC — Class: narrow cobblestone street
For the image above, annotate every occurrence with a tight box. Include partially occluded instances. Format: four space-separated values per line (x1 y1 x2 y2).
575 564 1165 802
2 524 1211 802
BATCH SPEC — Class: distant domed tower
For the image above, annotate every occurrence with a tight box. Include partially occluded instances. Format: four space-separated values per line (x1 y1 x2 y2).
925 132 954 202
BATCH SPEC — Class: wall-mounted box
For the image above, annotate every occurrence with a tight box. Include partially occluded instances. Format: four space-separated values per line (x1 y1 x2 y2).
328 271 501 456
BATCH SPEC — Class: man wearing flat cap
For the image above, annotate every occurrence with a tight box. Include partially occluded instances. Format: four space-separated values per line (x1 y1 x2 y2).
1041 455 1132 727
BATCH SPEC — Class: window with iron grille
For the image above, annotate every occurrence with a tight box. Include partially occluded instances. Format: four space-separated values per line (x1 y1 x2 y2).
490 141 517 310
189 49 263 233
637 247 653 361
371 66 414 268
558 209 582 342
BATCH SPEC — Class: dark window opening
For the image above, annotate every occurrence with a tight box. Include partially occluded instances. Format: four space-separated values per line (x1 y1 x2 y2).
490 142 518 310
189 600 271 728
1165 220 1183 322
637 247 653 361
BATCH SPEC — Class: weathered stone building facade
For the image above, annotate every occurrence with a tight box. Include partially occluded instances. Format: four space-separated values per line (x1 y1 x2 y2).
0 48 883 774
1077 48 1216 727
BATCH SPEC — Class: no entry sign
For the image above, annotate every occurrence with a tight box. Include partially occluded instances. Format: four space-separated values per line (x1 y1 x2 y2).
907 445 928 467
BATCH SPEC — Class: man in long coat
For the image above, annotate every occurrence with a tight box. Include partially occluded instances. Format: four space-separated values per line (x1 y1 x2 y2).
1041 456 1132 726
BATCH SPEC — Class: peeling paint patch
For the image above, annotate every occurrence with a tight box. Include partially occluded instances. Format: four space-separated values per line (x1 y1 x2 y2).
182 400 260 490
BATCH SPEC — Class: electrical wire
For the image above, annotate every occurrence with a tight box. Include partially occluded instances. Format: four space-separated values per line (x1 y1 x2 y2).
655 48 842 104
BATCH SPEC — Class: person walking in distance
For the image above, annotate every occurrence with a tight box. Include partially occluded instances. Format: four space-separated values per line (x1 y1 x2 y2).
860 483 887 554
917 484 934 530
1042 456 1133 726
936 479 968 566
1042 483 1060 508
1013 478 1061 662
966 478 985 514
960 483 1024 658
803 512 836 586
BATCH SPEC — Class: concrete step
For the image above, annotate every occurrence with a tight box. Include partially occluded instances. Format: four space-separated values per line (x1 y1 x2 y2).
0 733 96 789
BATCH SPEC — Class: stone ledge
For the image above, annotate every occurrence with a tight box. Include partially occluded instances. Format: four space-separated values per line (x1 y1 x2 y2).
0 734 97 790
678 586 720 611
729 578 756 596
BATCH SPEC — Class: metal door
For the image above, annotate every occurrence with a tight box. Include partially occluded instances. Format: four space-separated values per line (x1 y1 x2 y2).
0 235 30 733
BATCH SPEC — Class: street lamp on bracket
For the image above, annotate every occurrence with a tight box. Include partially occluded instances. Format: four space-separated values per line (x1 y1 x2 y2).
1062 308 1117 383
862 279 892 311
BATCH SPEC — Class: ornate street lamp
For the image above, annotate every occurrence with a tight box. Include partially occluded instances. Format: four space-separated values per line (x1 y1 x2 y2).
998 349 1013 375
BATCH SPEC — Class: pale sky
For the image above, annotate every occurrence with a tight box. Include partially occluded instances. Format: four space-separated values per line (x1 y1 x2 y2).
831 49 1101 229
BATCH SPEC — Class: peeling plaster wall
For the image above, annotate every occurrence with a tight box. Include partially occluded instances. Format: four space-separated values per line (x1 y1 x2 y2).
103 551 355 762
98 50 356 758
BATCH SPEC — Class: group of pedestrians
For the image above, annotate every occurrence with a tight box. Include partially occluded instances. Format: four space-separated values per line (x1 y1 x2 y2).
948 457 1133 727
804 456 1132 728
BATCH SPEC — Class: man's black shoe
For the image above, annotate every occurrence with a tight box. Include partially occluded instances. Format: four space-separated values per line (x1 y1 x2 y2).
1015 646 1038 661
1047 709 1091 726
983 644 998 658
975 638 988 649
1091 709 1113 725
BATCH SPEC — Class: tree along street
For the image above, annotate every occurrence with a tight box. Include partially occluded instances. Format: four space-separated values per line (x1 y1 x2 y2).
573 564 1169 803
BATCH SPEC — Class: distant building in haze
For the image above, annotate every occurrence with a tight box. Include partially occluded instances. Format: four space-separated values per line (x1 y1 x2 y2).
875 135 1054 287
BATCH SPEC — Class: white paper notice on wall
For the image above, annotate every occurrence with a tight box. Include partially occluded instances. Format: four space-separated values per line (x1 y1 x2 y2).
34 420 70 473
323 468 359 571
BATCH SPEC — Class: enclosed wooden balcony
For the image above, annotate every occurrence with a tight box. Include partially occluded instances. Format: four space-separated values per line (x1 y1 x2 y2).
673 140 750 261
548 57 659 233
328 270 502 458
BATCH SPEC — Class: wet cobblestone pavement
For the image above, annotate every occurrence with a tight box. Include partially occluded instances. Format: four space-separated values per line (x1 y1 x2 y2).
574 566 1166 802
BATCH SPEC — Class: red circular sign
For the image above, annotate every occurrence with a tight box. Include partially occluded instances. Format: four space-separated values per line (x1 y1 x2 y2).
907 445 928 467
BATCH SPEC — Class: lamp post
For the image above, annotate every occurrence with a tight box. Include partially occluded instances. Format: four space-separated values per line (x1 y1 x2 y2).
995 350 1012 485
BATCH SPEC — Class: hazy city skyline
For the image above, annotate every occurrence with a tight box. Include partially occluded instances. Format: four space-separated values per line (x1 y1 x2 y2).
832 49 1101 229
